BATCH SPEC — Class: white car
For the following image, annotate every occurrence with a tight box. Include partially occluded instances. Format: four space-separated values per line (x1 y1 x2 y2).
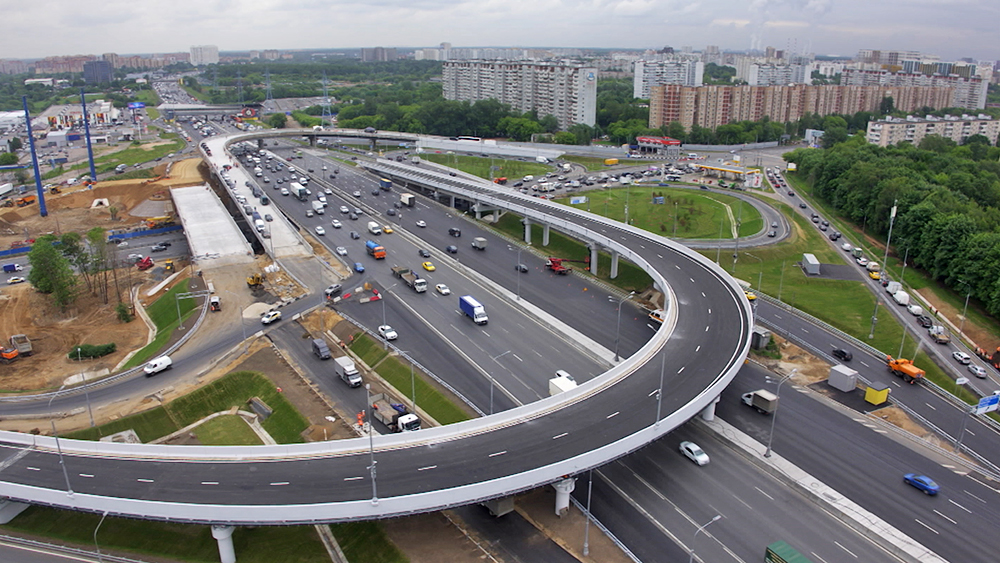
968 364 988 379
679 441 709 466
952 351 971 365
378 325 398 340
416 220 427 228
7 276 25 285
117 241 129 248
335 246 348 256
340 206 350 214
261 311 282 325
435 284 451 295
331 219 342 229
857 257 869 267
315 226 326 236
280 188 289 196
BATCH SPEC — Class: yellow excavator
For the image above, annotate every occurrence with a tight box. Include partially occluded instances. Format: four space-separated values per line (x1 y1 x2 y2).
246 273 265 289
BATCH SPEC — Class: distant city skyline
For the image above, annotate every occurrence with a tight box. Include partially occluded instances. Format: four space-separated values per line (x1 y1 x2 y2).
2 0 997 62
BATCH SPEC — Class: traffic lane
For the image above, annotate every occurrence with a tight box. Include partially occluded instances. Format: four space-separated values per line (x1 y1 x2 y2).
754 298 1000 468
720 364 1000 560
614 424 899 563
452 504 581 563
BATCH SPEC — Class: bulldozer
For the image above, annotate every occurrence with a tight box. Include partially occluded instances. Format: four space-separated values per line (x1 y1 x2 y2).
164 259 174 272
0 347 19 364
247 273 266 290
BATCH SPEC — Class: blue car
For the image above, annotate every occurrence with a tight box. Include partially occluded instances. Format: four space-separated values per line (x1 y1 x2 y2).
904 473 939 495
353 262 365 273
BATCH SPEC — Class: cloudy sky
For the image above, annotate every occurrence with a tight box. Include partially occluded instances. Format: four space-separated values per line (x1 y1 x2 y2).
4 0 996 61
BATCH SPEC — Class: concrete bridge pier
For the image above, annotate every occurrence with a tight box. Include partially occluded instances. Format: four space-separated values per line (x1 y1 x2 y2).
610 250 619 279
256 138 265 150
589 245 600 275
0 499 29 524
552 477 576 516
700 395 721 421
212 525 236 563
542 224 550 246
523 218 532 245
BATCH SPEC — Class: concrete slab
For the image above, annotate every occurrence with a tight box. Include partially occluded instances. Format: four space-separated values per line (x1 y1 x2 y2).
171 185 254 268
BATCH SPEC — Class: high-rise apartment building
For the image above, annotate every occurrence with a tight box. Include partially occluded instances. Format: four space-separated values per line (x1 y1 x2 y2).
361 47 398 62
633 60 703 99
843 68 987 109
83 60 113 84
866 114 999 147
443 60 597 129
649 84 954 131
190 45 219 66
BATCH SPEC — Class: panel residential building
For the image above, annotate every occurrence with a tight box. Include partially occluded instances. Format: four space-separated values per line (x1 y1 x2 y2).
633 60 703 99
443 60 597 129
866 114 1000 147
843 68 987 109
190 45 219 66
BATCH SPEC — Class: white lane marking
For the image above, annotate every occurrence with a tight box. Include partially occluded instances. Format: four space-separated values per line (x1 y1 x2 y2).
489 451 507 458
890 380 901 388
552 433 568 440
705 325 710 332
657 254 663 259
925 403 937 411
417 465 437 471
966 429 975 437
677 366 685 374
26 467 39 471
811 552 831 563
773 314 782 319
137 478 154 483
481 330 491 338
701 292 706 298
648 389 658 397
708 308 712 314
732 494 753 510
933 510 957 525
201 481 219 485
834 541 858 558
872 429 887 433
800 327 810 334
695 345 701 352
914 519 939 534
270 481 290 486
512 353 524 362
689 277 695 283
755 487 774 500
79 474 94 478
343 476 364 481
607 411 620 419
859 361 870 368
949 499 971 513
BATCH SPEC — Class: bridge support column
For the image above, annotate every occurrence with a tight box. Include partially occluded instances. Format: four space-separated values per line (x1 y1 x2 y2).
700 395 721 422
212 525 236 563
448 195 456 209
0 499 29 524
542 224 550 247
523 218 532 245
610 250 619 279
308 136 316 147
256 138 264 149
589 246 599 275
474 202 482 220
552 477 576 517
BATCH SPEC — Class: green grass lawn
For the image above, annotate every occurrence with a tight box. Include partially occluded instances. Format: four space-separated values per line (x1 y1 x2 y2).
350 333 390 367
331 521 407 563
420 153 549 180
194 415 264 445
375 355 471 425
561 155 613 171
63 134 185 176
122 279 198 370
556 187 763 240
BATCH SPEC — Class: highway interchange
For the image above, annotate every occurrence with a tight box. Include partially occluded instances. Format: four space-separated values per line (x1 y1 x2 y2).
2 114 998 561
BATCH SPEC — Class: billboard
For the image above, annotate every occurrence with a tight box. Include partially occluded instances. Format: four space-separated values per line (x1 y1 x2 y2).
127 102 145 109
570 196 588 205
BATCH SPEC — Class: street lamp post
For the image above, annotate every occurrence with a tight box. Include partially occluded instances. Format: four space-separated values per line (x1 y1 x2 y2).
516 244 530 301
380 283 398 349
688 514 722 563
47 385 73 496
958 280 971 336
672 201 679 236
365 384 378 506
94 510 109 563
613 291 636 362
77 348 94 428
655 353 666 428
489 350 511 415
583 469 594 556
764 369 796 458
870 202 898 339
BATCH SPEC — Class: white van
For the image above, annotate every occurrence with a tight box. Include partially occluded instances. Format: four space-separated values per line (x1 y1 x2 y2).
143 355 173 376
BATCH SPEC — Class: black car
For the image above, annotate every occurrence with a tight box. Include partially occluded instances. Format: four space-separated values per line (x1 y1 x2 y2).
158 241 172 247
418 249 431 258
371 189 380 196
515 263 529 273
916 315 934 328
832 348 853 362
445 245 458 254
349 231 360 240
387 209 397 216
767 230 777 238
799 203 807 209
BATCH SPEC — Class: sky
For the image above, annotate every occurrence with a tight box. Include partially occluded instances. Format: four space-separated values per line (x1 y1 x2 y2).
3 0 997 61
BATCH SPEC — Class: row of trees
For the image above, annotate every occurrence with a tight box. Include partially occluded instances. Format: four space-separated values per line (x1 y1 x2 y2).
785 134 1000 315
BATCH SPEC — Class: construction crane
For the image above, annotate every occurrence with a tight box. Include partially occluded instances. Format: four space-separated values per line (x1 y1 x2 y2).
545 256 590 275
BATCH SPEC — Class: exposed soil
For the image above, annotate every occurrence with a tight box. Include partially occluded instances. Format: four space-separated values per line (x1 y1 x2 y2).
753 335 832 383
916 288 998 350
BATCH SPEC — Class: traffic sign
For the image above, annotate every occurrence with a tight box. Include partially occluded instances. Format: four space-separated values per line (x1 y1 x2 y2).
976 394 999 415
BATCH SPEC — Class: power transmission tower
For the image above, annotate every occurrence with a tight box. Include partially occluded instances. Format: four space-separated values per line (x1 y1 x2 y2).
321 71 333 125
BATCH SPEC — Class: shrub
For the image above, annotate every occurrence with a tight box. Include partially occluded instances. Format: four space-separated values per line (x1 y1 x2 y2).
116 302 133 323
69 343 116 360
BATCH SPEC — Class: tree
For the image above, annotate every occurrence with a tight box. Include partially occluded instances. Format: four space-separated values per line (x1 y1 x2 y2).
819 127 848 149
266 113 287 129
879 96 895 115
27 235 77 310
553 132 577 145
7 137 21 152
0 152 17 166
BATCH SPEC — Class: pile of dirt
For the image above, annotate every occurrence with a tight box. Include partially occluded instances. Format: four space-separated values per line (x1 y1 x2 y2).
0 284 148 392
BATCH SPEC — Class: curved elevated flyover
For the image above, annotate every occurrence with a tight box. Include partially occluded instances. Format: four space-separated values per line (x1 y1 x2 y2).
0 134 752 525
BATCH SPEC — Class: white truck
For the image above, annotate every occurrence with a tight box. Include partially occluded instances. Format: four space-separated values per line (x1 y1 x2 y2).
892 290 910 306
370 392 421 432
742 389 778 414
254 219 265 233
311 200 325 215
885 281 902 294
400 193 415 207
334 356 362 387
367 221 382 235
471 237 487 251
549 371 578 396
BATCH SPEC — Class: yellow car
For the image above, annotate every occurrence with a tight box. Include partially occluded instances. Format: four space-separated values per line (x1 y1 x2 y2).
422 261 436 271
383 225 394 234
869 271 881 280
744 290 757 301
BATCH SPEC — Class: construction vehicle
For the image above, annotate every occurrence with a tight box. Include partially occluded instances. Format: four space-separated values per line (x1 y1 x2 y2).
164 259 174 272
210 296 221 312
975 347 1000 371
928 325 951 344
365 240 386 260
545 256 590 275
886 355 925 384
247 273 265 289
136 257 154 271
0 347 19 364
370 392 421 432
742 389 778 414
492 177 508 185
9 335 32 356
144 216 175 229
15 195 36 207
391 266 427 293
